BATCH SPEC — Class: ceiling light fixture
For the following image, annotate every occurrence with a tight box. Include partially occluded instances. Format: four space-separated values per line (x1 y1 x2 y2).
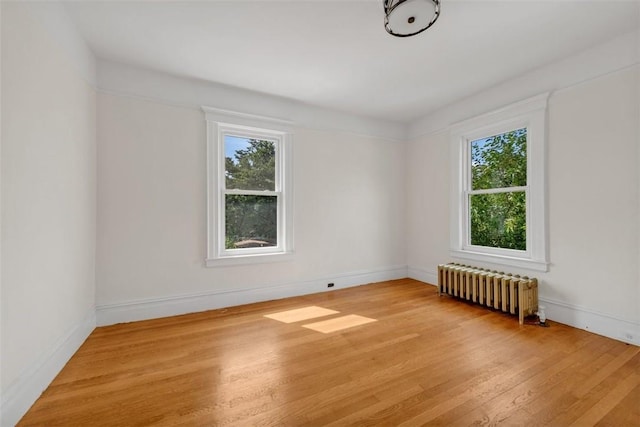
384 0 440 37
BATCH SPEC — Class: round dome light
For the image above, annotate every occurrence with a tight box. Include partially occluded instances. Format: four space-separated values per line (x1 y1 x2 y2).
384 0 440 37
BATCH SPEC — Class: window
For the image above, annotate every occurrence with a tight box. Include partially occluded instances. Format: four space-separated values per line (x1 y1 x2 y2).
469 128 527 251
204 107 293 266
450 94 549 271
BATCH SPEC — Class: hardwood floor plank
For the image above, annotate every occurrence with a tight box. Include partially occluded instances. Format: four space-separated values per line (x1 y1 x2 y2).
595 383 640 427
17 279 640 426
569 374 640 427
575 344 640 398
440 337 621 426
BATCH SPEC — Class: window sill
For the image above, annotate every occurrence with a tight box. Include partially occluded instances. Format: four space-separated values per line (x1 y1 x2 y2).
206 251 294 267
450 249 548 272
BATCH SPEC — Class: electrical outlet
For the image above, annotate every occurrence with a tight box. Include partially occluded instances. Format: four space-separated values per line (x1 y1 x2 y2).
327 283 334 288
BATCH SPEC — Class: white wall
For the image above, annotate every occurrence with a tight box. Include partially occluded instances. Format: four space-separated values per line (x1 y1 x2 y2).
96 91 406 324
406 129 449 283
407 65 640 345
1 2 96 425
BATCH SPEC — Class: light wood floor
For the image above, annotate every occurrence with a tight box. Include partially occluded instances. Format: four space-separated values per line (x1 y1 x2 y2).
19 279 640 426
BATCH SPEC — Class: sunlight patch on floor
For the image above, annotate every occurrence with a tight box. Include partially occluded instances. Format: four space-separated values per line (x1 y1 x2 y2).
263 306 339 323
302 314 377 334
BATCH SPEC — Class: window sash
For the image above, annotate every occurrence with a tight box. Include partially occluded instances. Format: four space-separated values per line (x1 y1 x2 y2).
462 132 531 256
467 186 527 195
218 130 285 258
222 131 280 192
469 128 527 191
463 188 529 254
220 191 284 256
223 189 280 197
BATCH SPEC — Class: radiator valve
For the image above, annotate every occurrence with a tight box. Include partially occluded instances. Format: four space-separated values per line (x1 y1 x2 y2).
537 305 547 326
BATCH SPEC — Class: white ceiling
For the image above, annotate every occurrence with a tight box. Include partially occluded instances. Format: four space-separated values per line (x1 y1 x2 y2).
63 0 639 123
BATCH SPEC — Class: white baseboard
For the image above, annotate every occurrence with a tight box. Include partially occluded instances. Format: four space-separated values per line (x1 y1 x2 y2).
1 309 96 427
96 265 409 326
540 297 640 346
407 266 437 286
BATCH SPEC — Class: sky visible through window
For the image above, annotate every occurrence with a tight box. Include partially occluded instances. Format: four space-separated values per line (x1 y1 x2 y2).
470 137 491 166
225 135 250 163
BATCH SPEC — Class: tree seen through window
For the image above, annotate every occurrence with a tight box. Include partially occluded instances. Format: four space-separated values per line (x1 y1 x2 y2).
224 136 277 249
469 128 527 251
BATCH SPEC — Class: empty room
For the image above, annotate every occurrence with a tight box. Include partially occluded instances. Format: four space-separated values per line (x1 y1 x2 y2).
1 0 639 425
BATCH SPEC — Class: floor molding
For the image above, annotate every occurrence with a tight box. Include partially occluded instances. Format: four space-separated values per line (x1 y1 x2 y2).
407 266 437 286
1 308 96 427
540 297 640 346
96 265 409 326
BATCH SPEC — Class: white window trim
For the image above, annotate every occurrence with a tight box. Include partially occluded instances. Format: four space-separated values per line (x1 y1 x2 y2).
203 107 294 267
449 93 549 272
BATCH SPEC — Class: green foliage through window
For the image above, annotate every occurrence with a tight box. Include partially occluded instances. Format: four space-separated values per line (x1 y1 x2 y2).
225 138 275 191
225 195 277 249
470 192 526 250
224 136 278 250
469 129 527 251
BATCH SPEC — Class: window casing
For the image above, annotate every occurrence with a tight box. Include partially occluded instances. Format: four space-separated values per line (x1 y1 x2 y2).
204 107 293 267
450 94 549 271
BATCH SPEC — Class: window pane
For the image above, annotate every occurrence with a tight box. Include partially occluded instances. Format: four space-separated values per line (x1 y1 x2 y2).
225 136 275 191
470 192 526 251
225 195 277 249
471 128 527 190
